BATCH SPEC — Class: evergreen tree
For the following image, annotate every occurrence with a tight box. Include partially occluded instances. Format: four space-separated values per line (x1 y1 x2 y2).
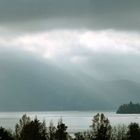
127 123 140 140
15 115 47 140
91 113 111 140
0 127 14 140
47 121 56 140
55 119 68 140
15 114 31 140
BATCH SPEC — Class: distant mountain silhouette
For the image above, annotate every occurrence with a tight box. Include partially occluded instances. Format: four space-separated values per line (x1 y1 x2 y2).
0 51 140 111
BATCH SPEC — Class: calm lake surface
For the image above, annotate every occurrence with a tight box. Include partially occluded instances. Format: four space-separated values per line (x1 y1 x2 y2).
0 111 140 134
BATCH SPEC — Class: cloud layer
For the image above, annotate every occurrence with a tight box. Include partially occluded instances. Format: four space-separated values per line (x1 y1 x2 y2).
0 29 140 82
0 0 140 110
0 0 140 31
1 30 140 59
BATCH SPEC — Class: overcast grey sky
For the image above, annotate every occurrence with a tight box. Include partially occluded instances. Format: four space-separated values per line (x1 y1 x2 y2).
0 0 140 82
0 0 139 31
0 0 140 110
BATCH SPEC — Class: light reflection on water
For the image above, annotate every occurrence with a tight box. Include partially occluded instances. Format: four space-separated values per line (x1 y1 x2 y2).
0 111 140 133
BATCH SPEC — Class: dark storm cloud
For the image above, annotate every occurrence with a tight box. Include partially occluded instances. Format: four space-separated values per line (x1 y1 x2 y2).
0 0 139 31
89 0 140 30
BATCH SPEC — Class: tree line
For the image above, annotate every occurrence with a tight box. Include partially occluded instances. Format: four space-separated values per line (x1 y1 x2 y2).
117 101 140 114
0 113 140 140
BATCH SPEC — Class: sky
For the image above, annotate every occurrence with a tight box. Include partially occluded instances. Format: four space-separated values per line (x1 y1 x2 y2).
0 0 140 110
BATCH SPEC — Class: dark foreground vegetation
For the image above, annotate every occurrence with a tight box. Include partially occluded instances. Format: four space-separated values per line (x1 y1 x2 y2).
117 101 140 114
0 113 140 140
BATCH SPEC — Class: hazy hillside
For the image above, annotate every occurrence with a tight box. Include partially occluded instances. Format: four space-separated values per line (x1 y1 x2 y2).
0 49 140 111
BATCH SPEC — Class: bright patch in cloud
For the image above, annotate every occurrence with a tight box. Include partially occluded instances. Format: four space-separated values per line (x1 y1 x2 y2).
0 30 140 62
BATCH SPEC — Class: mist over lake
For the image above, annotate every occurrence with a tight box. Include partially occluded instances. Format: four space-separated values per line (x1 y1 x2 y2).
1 111 140 134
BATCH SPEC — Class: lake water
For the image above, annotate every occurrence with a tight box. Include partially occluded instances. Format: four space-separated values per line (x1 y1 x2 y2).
0 111 140 134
